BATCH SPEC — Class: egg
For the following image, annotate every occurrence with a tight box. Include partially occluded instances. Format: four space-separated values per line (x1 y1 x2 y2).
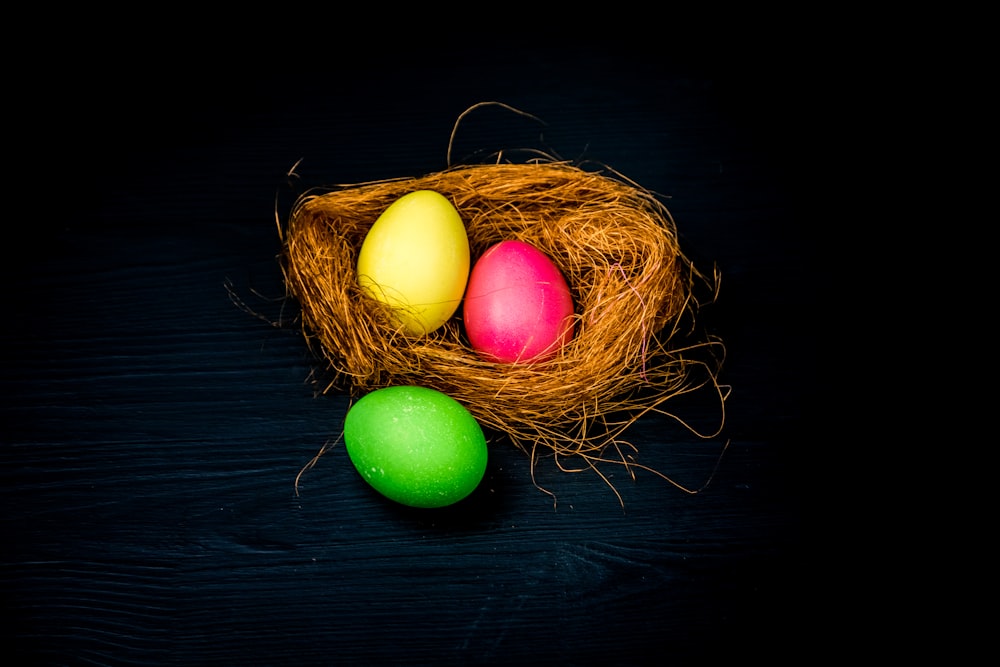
343 385 488 508
356 190 470 336
463 239 575 364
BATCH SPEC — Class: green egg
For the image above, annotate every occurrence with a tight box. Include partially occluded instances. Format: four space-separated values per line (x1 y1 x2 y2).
343 385 488 508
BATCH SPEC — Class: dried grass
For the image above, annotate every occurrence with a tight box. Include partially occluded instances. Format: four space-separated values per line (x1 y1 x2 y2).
279 154 728 503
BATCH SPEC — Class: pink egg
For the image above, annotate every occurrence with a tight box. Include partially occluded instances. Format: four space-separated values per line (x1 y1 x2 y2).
463 240 575 364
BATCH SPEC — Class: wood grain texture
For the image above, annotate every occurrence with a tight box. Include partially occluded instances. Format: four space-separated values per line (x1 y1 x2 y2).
5 40 811 665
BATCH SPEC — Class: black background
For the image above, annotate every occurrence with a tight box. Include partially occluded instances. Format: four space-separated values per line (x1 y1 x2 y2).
6 30 816 666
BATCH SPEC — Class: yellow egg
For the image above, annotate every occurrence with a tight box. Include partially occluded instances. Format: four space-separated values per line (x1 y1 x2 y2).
357 190 470 336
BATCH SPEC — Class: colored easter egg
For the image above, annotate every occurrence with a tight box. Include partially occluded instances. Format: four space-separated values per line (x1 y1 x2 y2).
357 190 470 336
343 385 488 508
463 239 574 364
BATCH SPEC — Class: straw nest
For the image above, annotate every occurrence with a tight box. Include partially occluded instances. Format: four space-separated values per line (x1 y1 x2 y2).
281 159 726 497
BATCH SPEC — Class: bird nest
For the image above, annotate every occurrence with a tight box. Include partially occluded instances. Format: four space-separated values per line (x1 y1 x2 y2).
281 159 726 499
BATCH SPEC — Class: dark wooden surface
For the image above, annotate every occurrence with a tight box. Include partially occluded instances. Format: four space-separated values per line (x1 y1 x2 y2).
5 40 814 665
